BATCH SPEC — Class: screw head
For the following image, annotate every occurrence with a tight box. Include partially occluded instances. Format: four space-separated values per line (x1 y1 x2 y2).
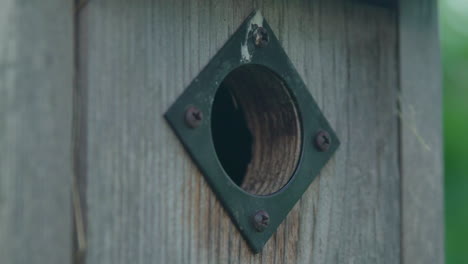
314 130 331 152
185 106 203 128
252 210 270 232
254 27 269 48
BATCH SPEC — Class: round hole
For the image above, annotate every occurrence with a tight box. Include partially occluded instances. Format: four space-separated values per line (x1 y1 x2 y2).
211 64 302 196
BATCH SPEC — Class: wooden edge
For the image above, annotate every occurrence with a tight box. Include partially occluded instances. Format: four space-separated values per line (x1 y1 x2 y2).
399 0 445 263
0 0 74 263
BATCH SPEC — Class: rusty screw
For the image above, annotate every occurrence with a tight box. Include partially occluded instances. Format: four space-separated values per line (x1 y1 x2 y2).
185 106 203 128
252 210 270 232
254 27 269 48
314 130 331 152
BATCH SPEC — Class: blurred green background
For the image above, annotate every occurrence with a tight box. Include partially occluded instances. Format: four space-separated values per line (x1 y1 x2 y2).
440 0 468 263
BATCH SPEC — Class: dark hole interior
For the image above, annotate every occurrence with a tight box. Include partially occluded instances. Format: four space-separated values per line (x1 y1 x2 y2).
211 64 302 196
211 83 252 186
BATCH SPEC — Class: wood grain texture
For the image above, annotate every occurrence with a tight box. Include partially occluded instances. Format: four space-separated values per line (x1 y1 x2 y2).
399 0 445 263
219 65 302 195
0 0 74 263
78 0 400 263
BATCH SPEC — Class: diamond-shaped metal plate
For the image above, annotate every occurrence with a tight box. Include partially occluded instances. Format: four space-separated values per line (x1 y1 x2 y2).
165 10 339 253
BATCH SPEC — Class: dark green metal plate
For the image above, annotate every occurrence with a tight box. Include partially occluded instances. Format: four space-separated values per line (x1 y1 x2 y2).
165 10 340 253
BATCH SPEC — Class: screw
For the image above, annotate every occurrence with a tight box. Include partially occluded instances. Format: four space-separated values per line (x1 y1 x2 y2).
185 106 203 128
254 27 269 48
252 210 270 232
314 130 331 152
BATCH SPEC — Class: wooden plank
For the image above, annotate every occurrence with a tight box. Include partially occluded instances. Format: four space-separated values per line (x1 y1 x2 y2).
79 0 399 263
0 0 74 263
399 0 445 263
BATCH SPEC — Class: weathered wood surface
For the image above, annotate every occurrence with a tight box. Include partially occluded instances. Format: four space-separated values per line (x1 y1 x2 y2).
400 0 445 263
78 0 400 263
0 0 74 263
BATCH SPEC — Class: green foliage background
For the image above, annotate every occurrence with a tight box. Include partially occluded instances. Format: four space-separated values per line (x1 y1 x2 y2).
440 0 468 263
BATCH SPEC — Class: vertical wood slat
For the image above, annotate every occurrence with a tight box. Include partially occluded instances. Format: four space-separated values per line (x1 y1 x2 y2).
79 0 400 263
0 0 74 263
399 0 445 263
